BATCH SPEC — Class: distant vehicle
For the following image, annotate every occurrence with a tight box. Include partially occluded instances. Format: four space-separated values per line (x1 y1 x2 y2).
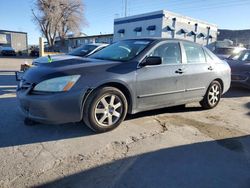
0 46 16 56
213 47 245 60
32 43 108 66
17 38 231 133
30 48 39 57
226 50 250 89
69 43 108 57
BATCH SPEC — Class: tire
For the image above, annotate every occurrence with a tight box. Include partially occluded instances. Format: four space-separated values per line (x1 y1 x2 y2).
200 80 222 109
83 87 128 133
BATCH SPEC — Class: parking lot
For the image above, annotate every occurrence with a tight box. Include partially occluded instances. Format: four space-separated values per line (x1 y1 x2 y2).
0 57 250 187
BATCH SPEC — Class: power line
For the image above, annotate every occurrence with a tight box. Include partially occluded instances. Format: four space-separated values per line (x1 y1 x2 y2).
130 0 249 10
82 0 250 24
171 1 250 12
129 0 250 14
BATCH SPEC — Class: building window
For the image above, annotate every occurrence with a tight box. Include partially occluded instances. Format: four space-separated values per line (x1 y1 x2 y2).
179 29 188 34
118 29 125 38
149 30 155 36
166 25 175 32
147 25 156 36
207 35 213 43
134 27 142 37
198 33 206 39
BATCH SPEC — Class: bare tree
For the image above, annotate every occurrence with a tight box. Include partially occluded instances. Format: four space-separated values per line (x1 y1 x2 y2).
32 0 86 48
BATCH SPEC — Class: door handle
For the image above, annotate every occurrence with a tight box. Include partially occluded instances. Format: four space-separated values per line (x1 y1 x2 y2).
208 66 214 71
175 68 185 74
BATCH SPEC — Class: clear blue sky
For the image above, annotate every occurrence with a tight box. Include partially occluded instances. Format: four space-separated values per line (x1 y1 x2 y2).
0 0 249 45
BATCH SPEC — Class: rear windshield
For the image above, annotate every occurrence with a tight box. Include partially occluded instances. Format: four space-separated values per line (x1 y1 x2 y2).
68 45 97 57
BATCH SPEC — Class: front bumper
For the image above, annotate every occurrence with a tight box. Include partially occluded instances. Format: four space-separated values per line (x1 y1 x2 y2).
17 88 86 124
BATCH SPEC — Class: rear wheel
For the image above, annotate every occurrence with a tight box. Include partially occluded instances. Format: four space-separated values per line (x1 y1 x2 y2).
200 80 222 109
83 87 128 133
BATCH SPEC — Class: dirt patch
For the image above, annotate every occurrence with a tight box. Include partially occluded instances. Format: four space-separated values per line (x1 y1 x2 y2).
157 115 244 139
156 115 246 152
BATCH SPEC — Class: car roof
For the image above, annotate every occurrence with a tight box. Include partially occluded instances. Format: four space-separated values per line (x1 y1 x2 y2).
121 37 201 44
87 43 109 47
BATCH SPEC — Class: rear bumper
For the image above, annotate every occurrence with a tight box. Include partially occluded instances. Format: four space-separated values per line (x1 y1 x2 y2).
17 89 86 124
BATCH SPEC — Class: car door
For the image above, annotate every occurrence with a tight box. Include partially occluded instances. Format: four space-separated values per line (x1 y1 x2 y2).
136 41 186 110
180 42 215 100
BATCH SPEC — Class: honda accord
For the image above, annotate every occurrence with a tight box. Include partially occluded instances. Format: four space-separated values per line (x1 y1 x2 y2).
17 39 231 132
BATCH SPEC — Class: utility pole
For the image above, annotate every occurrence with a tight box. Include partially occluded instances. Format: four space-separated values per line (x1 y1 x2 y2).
124 0 127 17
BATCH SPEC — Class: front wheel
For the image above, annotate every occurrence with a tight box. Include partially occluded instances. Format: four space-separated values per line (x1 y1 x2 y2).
83 87 128 133
200 81 222 109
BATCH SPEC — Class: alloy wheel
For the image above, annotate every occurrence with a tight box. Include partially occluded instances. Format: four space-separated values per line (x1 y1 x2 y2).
208 84 220 106
94 94 123 126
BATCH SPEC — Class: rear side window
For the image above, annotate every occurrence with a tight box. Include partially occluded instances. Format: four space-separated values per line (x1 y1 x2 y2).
204 48 221 62
150 42 181 64
183 42 206 64
204 49 214 62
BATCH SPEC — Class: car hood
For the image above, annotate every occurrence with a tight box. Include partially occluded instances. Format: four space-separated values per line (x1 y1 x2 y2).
32 54 79 64
22 57 125 84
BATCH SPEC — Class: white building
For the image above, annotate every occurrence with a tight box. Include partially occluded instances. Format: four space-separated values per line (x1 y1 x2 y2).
114 10 218 45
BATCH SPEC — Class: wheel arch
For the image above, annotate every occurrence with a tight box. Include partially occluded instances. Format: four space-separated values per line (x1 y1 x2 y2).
214 78 224 93
82 82 134 116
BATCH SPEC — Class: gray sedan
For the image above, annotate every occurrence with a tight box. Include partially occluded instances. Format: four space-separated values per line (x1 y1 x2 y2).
17 39 231 133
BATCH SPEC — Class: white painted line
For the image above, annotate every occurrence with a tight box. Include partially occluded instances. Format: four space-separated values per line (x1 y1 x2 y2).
0 72 16 76
0 94 16 99
0 85 17 88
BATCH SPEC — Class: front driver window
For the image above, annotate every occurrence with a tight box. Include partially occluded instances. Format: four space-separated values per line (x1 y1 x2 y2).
150 42 181 64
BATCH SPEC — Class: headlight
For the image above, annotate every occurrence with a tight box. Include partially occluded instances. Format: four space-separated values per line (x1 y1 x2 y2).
33 75 80 92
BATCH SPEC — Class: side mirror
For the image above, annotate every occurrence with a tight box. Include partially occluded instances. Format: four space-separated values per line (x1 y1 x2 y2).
141 56 162 67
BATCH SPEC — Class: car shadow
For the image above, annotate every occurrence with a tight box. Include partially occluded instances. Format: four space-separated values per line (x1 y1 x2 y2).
245 102 250 116
0 96 94 148
223 87 250 98
126 105 202 120
37 135 250 188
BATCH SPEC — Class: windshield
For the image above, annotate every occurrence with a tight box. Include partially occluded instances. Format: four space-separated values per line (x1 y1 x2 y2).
237 50 250 62
68 44 97 57
89 39 152 62
228 53 241 60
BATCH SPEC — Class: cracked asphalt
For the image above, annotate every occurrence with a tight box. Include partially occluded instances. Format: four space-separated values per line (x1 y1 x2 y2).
0 58 250 188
